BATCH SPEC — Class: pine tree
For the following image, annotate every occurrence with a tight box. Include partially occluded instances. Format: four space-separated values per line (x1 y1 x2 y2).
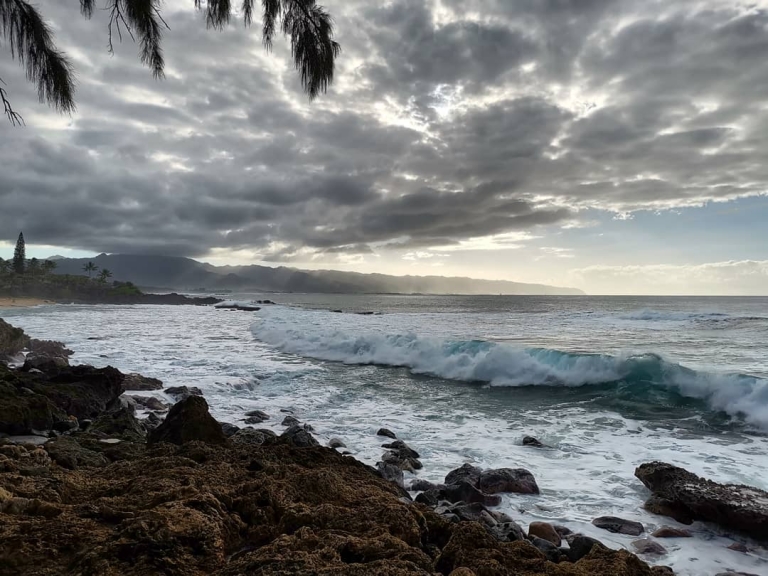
12 232 25 274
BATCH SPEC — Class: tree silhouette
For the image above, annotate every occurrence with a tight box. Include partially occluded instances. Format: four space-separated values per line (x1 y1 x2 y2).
83 261 98 278
98 268 113 283
12 232 25 274
0 257 8 275
27 256 40 278
1 0 340 124
41 259 57 275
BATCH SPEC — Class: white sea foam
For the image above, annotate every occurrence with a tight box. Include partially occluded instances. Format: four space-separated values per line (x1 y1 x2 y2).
252 307 768 429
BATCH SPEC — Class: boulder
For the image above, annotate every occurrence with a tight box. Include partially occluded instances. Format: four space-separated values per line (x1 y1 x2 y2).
643 494 693 525
592 516 645 536
0 319 30 362
121 373 163 391
28 339 73 358
129 395 168 411
440 481 502 507
281 415 300 427
565 534 606 562
381 440 420 459
528 521 561 546
22 352 69 373
45 436 108 470
164 386 202 401
141 412 162 431
148 396 226 445
478 468 539 495
489 520 527 542
90 406 146 441
220 422 240 437
243 410 269 424
377 428 397 439
280 424 319 448
382 450 423 472
328 438 346 449
523 435 545 448
529 536 564 563
445 463 482 486
651 526 691 538
636 461 768 540
410 479 444 492
376 461 404 488
631 539 667 556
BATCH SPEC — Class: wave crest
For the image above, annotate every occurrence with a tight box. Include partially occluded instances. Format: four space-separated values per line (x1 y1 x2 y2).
251 312 768 429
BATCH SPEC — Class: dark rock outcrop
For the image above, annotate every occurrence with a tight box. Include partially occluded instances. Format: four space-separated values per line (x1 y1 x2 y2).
445 463 483 486
565 534 607 562
121 373 163 391
148 396 226 446
479 468 540 495
377 427 397 439
636 461 768 540
243 409 269 424
528 521 561 546
0 319 30 363
523 436 545 448
90 406 146 441
280 424 319 448
592 516 645 536
281 415 300 427
129 395 168 411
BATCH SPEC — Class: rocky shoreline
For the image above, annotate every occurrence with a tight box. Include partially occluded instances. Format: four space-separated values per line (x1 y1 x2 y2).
1 319 766 575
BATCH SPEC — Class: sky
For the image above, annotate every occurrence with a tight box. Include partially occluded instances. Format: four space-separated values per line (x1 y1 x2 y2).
2 0 768 295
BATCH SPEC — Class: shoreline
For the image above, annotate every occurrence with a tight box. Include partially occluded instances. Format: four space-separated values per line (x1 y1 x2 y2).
0 297 54 308
1 318 767 575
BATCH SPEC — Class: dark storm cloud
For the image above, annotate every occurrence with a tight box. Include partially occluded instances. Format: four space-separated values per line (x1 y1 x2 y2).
2 0 768 259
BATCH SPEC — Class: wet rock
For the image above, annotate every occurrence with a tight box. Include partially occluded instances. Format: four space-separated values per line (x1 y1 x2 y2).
376 461 404 488
381 440 420 459
445 463 482 486
0 319 30 362
636 461 768 539
489 520 527 542
280 424 319 448
528 521 561 546
632 539 667 556
523 435 545 447
652 526 692 538
52 416 79 433
728 542 749 553
22 352 69 373
382 450 423 472
644 494 694 525
148 396 226 445
410 479 444 492
219 422 239 438
652 567 675 576
530 536 564 562
376 427 397 439
141 412 162 431
121 373 163 391
28 339 73 358
415 490 440 507
565 534 607 562
90 406 145 441
164 386 202 401
592 516 645 536
553 524 573 538
443 501 498 527
281 415 300 427
129 395 168 411
328 438 346 449
243 409 269 424
441 481 502 507
478 467 539 495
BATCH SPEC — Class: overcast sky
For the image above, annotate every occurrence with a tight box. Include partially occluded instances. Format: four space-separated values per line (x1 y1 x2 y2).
2 0 768 294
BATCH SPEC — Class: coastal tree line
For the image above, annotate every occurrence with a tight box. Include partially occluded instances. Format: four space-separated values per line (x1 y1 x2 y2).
0 232 138 303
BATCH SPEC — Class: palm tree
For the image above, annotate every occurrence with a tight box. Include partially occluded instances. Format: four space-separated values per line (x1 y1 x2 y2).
83 261 98 279
0 0 340 124
98 268 113 284
41 260 57 276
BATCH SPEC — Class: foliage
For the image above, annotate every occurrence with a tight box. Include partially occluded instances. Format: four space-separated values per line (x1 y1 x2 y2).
1 0 340 123
83 261 98 278
97 268 113 284
12 232 25 275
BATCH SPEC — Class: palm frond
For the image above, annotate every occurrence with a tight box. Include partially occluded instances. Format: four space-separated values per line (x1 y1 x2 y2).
121 0 166 78
0 0 75 117
80 0 95 18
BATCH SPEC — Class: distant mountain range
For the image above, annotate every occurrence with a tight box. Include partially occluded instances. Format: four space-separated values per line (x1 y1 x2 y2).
49 254 585 295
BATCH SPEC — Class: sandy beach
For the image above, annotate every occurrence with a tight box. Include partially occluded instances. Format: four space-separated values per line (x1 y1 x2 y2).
0 297 53 308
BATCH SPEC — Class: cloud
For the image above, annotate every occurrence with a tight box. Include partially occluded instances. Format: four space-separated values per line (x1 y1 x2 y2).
1 0 768 266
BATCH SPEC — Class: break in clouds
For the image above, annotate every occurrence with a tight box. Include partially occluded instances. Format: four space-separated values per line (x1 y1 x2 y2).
2 0 768 266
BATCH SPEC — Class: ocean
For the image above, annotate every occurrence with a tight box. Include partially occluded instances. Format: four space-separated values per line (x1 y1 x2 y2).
4 294 768 575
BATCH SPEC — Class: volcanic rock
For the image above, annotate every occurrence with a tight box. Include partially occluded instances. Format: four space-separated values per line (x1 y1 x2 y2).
148 396 226 445
592 516 645 536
